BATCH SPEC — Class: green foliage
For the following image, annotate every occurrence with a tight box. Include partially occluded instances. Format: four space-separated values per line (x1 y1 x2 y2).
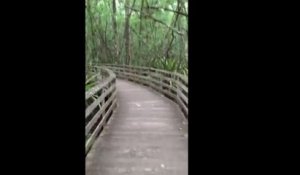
148 58 187 75
85 82 96 91
86 0 188 76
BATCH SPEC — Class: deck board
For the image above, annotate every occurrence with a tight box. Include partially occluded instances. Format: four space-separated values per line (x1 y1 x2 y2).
86 79 188 175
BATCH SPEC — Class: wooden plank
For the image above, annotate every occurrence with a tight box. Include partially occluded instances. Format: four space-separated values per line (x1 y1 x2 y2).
86 76 110 99
176 80 188 94
177 95 188 116
104 65 149 73
85 84 115 118
151 75 177 91
163 90 177 100
85 98 117 154
149 82 176 99
124 67 147 73
177 89 188 105
86 90 117 135
115 71 151 85
132 77 150 86
118 71 144 78
86 75 115 100
150 73 163 79
117 75 127 80
174 72 188 84
162 81 177 92
104 65 187 89
104 66 185 99
163 88 177 99
117 76 177 99
154 74 174 82
95 66 188 121
85 67 116 100
149 77 177 92
102 64 187 83
149 77 161 85
149 78 163 91
106 65 180 79
86 79 188 174
149 68 174 76
121 70 149 77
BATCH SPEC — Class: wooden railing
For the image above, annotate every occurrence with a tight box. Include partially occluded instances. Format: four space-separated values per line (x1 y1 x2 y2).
85 67 117 154
102 64 188 118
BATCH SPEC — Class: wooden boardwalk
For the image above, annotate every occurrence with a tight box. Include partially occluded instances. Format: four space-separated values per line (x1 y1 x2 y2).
86 79 188 175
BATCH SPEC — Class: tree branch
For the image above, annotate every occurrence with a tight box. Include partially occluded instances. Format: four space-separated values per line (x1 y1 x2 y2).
124 5 185 36
147 16 184 36
148 6 188 17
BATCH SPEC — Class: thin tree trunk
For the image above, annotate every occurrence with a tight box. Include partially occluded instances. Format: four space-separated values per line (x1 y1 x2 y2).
124 0 136 65
112 0 119 63
164 0 181 59
147 6 188 17
139 0 144 49
124 0 130 65
124 5 184 36
87 2 97 60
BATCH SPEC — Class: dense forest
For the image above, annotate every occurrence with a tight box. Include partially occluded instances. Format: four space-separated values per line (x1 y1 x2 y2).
86 0 188 77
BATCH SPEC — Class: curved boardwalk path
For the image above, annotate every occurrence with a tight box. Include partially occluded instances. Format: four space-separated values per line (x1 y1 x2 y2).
86 79 188 175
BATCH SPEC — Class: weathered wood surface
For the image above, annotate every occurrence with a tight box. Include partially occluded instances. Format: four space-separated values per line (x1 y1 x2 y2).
102 64 188 119
86 67 117 154
86 79 188 175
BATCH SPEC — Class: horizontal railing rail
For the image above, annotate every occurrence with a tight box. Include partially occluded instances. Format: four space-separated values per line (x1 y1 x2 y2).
101 64 188 118
85 67 117 155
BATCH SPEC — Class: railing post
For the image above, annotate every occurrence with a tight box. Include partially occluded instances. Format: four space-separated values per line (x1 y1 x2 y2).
147 67 151 87
85 67 118 155
89 64 187 118
176 74 180 104
159 71 163 91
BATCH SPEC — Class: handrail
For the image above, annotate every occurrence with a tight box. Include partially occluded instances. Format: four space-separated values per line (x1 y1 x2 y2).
85 67 117 155
100 64 188 119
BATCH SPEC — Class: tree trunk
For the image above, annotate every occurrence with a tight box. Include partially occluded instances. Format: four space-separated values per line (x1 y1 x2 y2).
139 0 144 49
164 0 181 59
124 0 130 65
87 1 97 60
124 0 136 65
112 0 119 63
